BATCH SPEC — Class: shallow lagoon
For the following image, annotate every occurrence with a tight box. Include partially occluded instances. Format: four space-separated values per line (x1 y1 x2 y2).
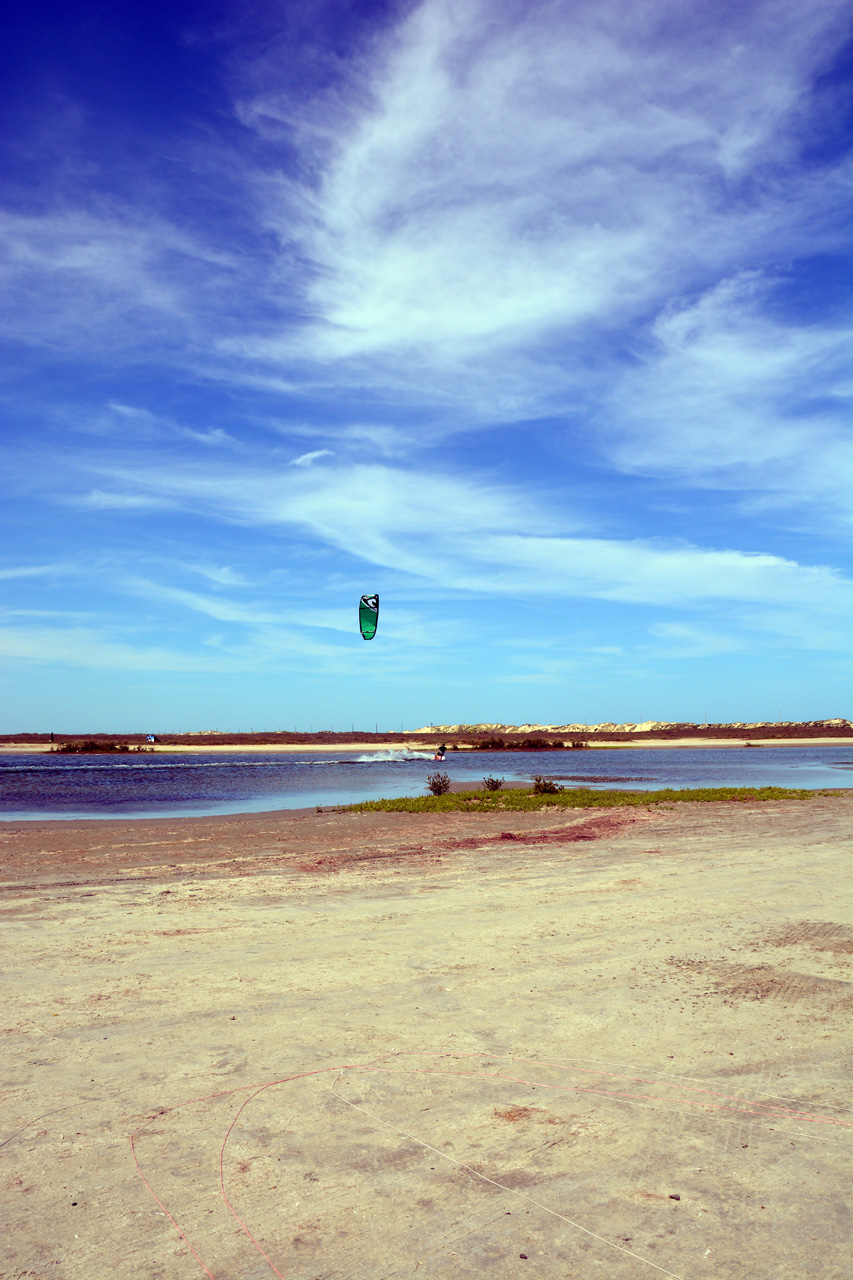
1 743 850 820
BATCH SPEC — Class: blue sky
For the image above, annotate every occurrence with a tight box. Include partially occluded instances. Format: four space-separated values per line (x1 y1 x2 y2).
1 0 850 732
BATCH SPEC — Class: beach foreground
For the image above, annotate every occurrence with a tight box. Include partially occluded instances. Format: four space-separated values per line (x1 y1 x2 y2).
2 797 851 1279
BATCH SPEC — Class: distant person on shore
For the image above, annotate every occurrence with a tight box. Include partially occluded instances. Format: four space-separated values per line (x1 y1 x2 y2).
433 743 447 760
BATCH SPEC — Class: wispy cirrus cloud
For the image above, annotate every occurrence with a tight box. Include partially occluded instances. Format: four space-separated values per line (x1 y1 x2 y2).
0 0 847 530
125 577 354 637
235 0 848 385
76 488 172 510
464 532 849 615
0 624 238 672
84 457 851 641
180 563 251 588
92 457 541 578
122 574 445 648
219 0 853 524
0 563 72 580
603 274 852 516
289 449 334 466
0 208 234 356
3 1 846 427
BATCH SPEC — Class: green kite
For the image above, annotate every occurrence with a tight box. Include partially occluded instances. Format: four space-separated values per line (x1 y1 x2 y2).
359 593 379 640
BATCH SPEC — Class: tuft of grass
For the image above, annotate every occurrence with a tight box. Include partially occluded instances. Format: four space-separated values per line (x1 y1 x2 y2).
347 785 815 813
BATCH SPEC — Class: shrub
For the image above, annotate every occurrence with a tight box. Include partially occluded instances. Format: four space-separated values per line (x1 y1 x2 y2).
426 771 452 795
532 775 562 794
482 775 505 791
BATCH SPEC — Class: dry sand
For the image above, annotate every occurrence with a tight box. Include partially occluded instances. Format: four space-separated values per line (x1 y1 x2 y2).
1 796 851 1279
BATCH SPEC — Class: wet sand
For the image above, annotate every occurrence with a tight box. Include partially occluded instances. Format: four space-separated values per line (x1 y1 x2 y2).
1 796 851 1279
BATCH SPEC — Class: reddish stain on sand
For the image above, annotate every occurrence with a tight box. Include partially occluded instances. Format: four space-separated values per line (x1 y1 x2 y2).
297 814 636 874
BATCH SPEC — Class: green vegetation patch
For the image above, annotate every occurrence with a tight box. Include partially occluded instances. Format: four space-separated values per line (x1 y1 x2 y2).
348 785 814 813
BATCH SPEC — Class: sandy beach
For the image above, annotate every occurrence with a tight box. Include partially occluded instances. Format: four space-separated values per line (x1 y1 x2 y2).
1 795 851 1279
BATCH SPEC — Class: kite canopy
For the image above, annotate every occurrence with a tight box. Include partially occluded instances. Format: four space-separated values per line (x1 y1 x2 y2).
359 593 379 640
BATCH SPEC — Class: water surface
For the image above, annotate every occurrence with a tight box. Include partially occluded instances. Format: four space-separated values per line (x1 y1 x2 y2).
0 744 850 821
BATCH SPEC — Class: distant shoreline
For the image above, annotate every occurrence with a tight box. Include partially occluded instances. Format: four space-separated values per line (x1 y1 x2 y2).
1 735 850 754
2 720 849 754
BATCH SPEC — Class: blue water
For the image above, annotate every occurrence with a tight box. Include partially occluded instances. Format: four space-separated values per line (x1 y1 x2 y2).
0 745 850 821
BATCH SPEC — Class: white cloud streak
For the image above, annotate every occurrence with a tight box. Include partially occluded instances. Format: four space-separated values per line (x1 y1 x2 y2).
0 625 236 672
242 0 847 370
76 489 173 510
289 449 334 466
646 622 745 659
89 458 851 639
4 3 842 394
180 564 251 587
0 208 233 355
604 274 852 515
228 0 851 514
125 578 355 638
0 564 71 580
465 533 847 612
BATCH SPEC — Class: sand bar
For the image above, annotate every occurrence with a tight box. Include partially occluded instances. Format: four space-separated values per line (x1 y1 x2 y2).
1 795 851 1278
1 735 851 753
0 740 426 755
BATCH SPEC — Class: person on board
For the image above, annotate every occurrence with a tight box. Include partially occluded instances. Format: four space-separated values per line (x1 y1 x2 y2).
433 743 447 760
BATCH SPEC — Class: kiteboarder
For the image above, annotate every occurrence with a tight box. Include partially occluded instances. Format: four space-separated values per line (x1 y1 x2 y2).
433 743 447 760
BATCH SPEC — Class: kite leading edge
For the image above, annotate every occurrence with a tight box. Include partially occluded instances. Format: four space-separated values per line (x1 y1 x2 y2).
359 593 379 640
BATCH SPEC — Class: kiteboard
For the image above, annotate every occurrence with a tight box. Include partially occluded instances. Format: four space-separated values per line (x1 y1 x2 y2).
359 593 379 640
